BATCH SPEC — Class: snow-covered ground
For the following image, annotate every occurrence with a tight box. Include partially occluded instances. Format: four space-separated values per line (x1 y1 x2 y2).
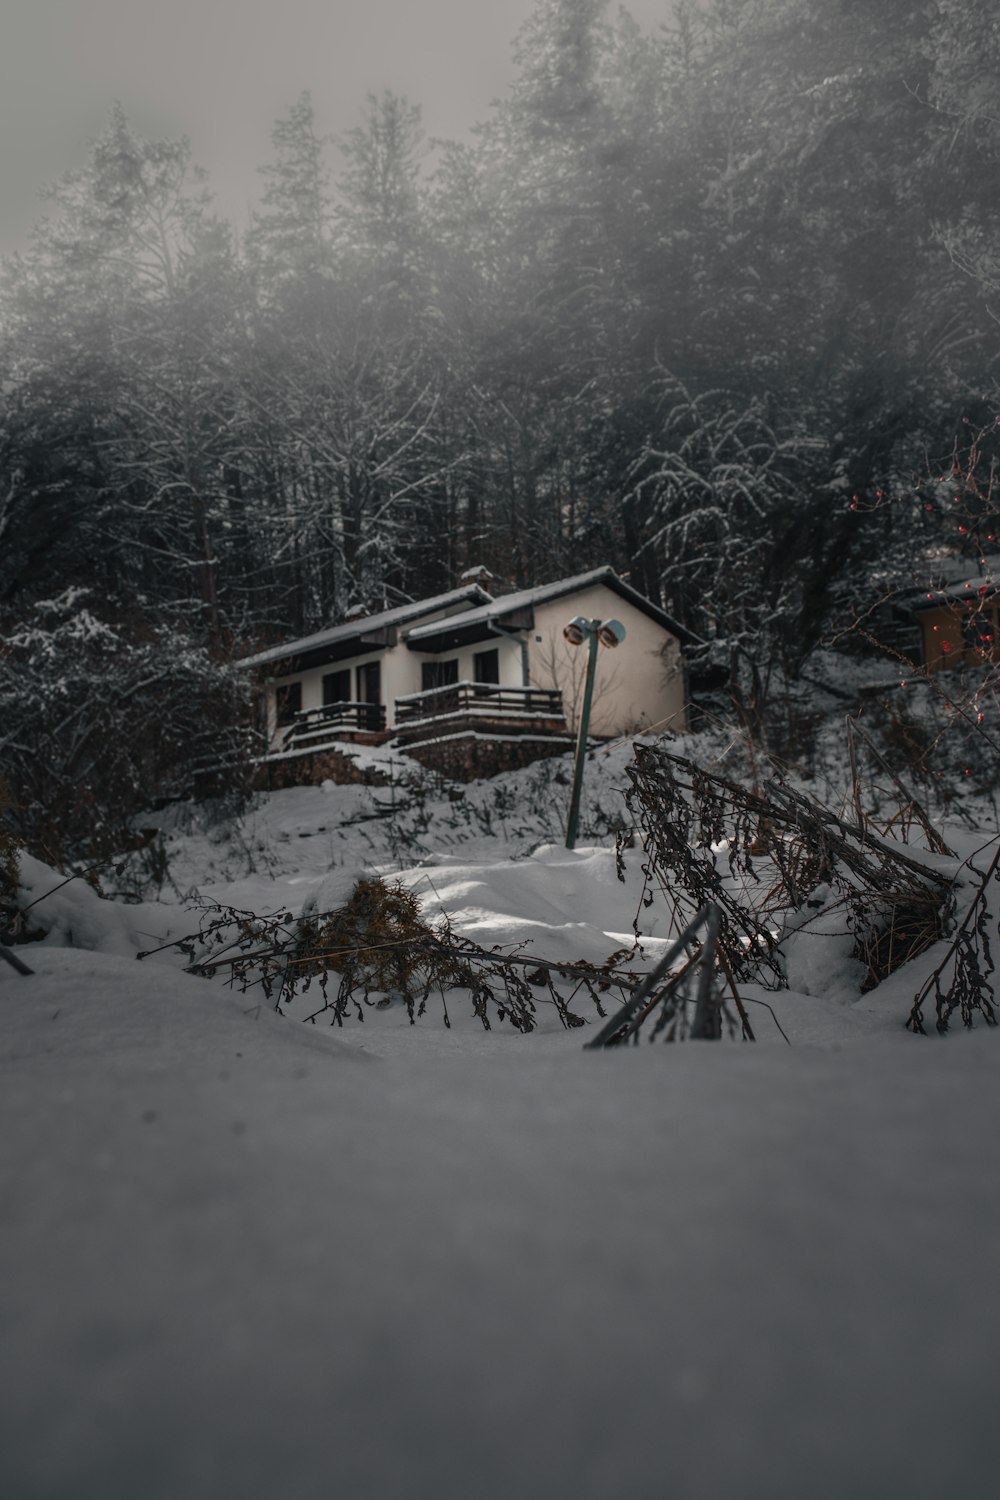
3 737 1000 1498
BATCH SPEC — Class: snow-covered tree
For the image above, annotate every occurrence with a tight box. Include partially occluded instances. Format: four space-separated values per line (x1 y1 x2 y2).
0 589 252 862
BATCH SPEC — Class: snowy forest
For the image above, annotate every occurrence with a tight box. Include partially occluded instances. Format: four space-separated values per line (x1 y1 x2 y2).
3 0 1000 854
7 8 1000 1493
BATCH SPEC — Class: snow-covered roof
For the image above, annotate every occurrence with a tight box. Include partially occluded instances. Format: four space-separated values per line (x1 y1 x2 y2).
241 568 694 673
897 553 1000 610
405 567 694 645
239 584 493 669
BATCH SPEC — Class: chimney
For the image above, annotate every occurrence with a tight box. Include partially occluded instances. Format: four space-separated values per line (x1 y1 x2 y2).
460 564 498 595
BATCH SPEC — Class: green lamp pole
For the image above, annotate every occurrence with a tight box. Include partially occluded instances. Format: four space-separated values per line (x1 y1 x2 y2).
563 616 626 850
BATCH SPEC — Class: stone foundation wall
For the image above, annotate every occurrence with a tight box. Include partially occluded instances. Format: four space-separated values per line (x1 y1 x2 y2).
402 734 573 783
253 748 388 791
252 733 575 790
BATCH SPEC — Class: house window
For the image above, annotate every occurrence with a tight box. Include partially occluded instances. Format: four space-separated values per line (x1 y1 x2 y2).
356 661 381 704
275 680 302 725
422 659 459 691
473 648 500 685
323 669 351 706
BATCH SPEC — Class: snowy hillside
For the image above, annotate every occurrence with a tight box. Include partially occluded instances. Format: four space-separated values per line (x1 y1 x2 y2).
3 734 1000 1498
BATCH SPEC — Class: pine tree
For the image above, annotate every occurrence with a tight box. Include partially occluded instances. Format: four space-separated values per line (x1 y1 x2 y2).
246 92 331 302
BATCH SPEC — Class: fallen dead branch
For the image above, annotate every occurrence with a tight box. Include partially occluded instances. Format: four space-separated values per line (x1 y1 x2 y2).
142 876 644 1035
908 840 1000 1035
623 744 956 994
585 903 754 1048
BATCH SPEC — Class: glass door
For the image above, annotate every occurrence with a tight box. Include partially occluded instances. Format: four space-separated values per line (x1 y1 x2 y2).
355 661 382 730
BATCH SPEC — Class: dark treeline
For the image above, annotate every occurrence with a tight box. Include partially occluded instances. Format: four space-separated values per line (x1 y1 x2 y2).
2 0 1000 849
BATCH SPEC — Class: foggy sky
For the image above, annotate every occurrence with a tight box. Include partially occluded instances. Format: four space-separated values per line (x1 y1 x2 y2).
0 0 674 255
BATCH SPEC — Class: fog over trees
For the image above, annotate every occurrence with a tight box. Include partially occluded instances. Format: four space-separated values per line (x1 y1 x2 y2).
2 0 1000 846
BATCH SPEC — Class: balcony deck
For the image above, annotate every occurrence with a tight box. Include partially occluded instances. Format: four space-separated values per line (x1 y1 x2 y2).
391 681 566 744
259 684 568 763
273 701 387 756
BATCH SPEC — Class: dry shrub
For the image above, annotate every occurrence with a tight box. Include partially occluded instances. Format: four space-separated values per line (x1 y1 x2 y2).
168 876 638 1033
296 878 472 1003
880 697 936 771
909 841 1000 1034
0 777 21 911
854 891 949 991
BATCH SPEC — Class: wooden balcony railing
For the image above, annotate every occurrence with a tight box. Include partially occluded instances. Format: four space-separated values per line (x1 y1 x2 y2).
266 685 565 758
394 681 564 726
278 701 386 750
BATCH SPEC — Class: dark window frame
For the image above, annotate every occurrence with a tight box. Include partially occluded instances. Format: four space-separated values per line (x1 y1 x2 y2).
322 668 352 706
421 659 459 691
473 648 500 685
356 661 381 703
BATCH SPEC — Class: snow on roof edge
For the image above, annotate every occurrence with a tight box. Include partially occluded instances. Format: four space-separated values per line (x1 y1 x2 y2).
406 567 697 644
238 584 493 669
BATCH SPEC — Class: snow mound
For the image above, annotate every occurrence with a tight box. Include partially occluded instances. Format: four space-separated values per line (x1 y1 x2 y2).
396 842 672 964
13 853 173 959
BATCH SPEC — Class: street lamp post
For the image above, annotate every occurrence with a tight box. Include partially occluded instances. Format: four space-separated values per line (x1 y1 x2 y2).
563 615 626 849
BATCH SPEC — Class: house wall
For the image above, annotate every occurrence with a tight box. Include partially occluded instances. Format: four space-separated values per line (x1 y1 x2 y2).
919 600 999 673
528 584 686 737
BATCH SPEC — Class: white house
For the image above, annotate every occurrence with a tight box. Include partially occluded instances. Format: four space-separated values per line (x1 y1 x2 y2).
242 567 690 780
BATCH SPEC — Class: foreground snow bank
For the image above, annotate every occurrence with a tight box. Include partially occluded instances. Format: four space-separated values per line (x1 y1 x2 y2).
5 754 1000 1495
3 947 1000 1499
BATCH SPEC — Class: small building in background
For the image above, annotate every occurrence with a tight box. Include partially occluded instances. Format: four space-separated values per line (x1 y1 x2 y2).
913 587 999 672
874 558 1000 673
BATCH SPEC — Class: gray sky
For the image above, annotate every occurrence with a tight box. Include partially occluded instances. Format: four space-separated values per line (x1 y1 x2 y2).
0 0 674 254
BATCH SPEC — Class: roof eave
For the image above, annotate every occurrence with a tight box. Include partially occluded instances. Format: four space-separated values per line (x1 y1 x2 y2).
238 584 493 670
405 607 535 653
